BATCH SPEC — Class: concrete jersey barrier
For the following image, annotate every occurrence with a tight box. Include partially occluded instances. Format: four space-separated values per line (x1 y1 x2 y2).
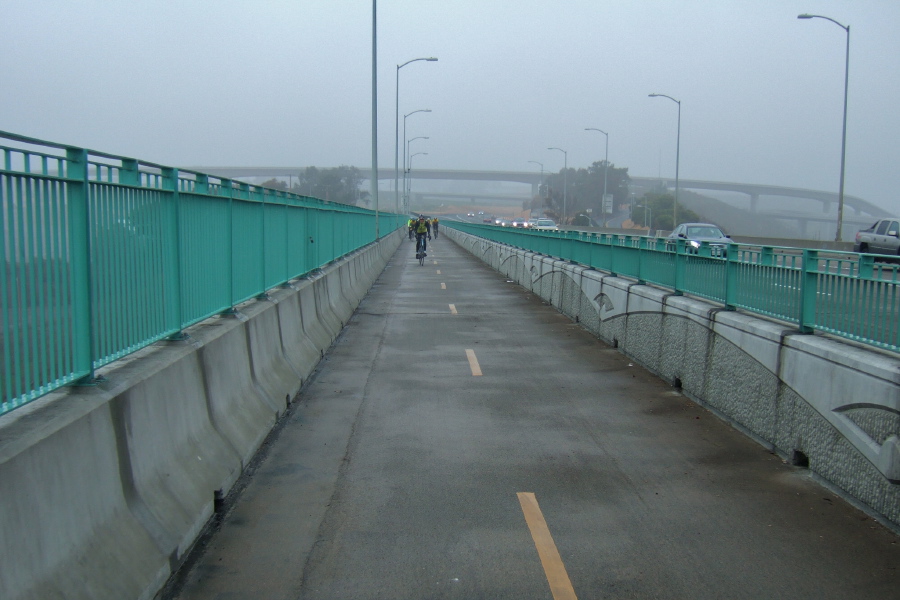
444 226 900 532
0 231 403 600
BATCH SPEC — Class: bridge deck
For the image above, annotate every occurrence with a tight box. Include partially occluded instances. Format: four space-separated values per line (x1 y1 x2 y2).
169 233 899 599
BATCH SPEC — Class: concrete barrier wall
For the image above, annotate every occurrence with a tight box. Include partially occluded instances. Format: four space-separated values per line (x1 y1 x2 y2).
445 227 900 531
0 231 402 600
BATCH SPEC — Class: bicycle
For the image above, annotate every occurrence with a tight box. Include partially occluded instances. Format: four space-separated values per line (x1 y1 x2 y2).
415 233 429 266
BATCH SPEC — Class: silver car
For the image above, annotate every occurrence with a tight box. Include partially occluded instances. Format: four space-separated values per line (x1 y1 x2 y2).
667 223 731 256
854 219 900 255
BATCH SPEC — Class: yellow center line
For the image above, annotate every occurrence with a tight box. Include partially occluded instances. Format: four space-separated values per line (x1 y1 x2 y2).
465 349 482 376
441 283 446 290
449 304 457 314
517 492 578 600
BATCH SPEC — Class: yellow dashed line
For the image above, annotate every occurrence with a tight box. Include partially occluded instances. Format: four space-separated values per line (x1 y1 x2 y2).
518 492 578 600
465 349 482 376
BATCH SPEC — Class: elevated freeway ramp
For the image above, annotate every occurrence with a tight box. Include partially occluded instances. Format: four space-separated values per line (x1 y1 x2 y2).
169 234 899 600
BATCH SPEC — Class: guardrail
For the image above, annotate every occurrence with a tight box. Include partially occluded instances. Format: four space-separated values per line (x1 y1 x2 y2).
1 131 400 415
445 221 900 354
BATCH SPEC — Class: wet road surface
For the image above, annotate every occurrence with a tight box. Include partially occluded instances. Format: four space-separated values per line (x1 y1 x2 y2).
169 233 900 600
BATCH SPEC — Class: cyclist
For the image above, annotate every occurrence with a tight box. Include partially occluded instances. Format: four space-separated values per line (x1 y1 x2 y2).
414 215 431 258
431 216 439 239
408 217 416 240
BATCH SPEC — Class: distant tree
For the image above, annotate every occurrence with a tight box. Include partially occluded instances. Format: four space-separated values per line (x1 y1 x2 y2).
261 178 288 191
543 161 631 225
291 166 366 206
632 191 701 232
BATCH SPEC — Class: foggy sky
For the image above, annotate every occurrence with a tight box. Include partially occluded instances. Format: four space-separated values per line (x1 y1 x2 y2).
2 1 898 211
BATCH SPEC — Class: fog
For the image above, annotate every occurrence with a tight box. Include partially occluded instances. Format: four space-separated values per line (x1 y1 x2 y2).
2 0 898 212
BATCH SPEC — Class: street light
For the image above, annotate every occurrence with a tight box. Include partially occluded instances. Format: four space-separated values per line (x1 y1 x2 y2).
547 147 567 226
395 57 438 214
798 13 850 242
637 204 653 230
585 128 609 226
648 93 681 229
408 152 428 212
406 137 428 206
403 109 431 212
527 160 544 209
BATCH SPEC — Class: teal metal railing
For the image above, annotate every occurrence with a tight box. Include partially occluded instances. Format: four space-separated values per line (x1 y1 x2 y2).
1 131 401 415
445 221 900 354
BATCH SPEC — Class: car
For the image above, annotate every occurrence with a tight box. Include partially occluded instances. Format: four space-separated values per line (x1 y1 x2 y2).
666 223 731 256
477 211 485 215
511 218 528 228
467 212 475 217
532 219 559 231
494 218 509 227
854 219 900 255
483 215 494 223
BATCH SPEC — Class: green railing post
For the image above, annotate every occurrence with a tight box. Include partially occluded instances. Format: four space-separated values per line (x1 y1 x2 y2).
120 158 140 187
66 146 97 383
725 243 739 310
799 249 819 333
858 254 875 280
673 238 685 295
161 167 185 338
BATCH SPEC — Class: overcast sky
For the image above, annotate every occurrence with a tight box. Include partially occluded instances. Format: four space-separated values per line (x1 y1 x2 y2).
2 1 898 211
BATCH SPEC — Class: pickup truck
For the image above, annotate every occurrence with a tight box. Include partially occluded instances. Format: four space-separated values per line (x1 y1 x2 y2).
854 219 900 255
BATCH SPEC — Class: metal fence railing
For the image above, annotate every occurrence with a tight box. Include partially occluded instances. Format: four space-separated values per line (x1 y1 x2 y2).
1 131 401 415
445 221 900 354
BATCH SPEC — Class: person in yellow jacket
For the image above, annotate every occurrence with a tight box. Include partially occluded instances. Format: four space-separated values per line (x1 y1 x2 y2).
408 218 416 240
431 217 439 239
414 215 431 258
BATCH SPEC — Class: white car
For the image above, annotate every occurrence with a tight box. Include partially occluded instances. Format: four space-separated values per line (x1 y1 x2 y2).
532 219 559 231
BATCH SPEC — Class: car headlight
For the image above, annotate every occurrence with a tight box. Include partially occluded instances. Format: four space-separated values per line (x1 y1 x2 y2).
689 240 701 249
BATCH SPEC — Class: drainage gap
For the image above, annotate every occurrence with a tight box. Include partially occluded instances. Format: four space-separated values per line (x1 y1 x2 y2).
673 376 683 390
791 450 810 468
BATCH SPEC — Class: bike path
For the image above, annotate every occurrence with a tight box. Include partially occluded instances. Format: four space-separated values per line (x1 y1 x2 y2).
170 232 899 600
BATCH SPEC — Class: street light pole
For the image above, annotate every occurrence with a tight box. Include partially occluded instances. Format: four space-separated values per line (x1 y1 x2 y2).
547 147 567 226
585 128 609 226
408 152 428 212
395 57 437 215
798 13 850 242
402 109 431 212
527 160 544 212
648 93 681 229
371 0 379 237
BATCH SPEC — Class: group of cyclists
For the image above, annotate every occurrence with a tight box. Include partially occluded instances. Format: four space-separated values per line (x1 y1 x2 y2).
408 215 439 259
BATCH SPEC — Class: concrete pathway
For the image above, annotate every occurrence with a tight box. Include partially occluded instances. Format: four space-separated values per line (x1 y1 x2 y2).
169 232 900 600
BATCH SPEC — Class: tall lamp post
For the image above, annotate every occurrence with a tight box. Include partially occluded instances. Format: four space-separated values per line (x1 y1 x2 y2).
585 128 609 226
637 204 653 230
648 93 681 229
395 57 437 214
798 13 850 242
403 109 431 212
408 152 428 212
547 147 567 226
527 160 544 212
406 137 428 208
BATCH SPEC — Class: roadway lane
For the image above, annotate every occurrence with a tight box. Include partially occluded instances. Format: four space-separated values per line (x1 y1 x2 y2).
169 231 899 600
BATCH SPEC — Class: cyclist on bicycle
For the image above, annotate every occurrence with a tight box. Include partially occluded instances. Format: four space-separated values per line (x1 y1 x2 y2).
431 217 439 239
414 215 431 258
408 217 416 240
